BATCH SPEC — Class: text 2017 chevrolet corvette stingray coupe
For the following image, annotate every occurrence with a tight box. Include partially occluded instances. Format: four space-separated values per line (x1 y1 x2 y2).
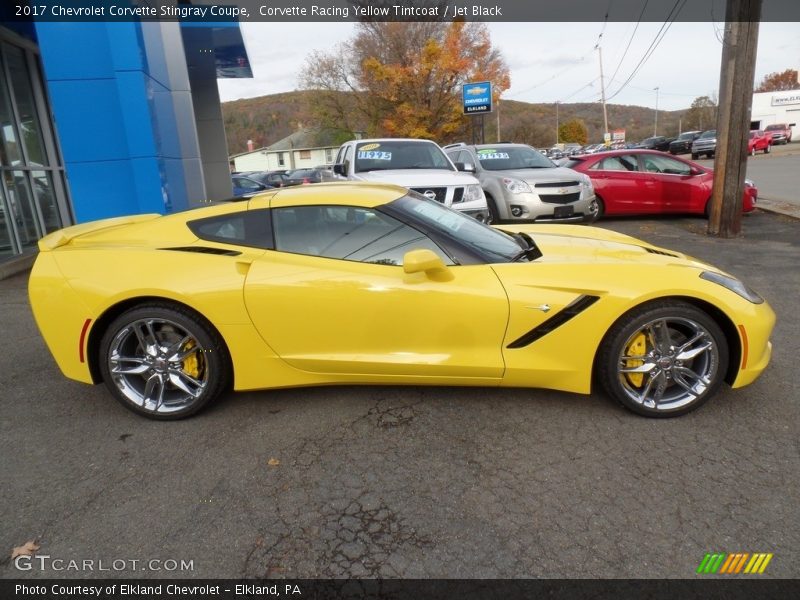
29 183 774 420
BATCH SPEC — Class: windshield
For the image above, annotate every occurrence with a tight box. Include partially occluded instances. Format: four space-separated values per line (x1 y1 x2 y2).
475 145 555 170
678 132 696 140
354 140 454 173
386 193 536 263
699 130 716 139
764 124 783 131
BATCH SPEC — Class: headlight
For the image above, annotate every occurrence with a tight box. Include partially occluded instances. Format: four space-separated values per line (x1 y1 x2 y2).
462 184 485 202
700 271 763 304
745 178 755 188
580 175 594 194
502 177 531 194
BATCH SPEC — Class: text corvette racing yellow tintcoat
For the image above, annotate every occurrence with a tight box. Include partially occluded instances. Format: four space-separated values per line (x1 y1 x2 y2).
29 183 774 419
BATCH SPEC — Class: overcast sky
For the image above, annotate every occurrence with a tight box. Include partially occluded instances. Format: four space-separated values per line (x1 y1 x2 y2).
218 21 799 112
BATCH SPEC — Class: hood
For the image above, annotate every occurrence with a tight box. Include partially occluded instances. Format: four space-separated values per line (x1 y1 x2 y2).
354 169 479 187
490 166 585 186
498 223 713 270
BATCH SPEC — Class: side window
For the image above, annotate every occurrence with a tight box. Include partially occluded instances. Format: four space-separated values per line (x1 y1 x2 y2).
643 155 691 175
593 155 639 172
272 205 453 266
233 177 262 190
188 209 273 249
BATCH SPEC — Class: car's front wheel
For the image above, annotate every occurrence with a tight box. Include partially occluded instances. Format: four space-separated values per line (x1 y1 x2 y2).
691 153 699 160
764 144 771 154
99 303 231 420
597 301 728 417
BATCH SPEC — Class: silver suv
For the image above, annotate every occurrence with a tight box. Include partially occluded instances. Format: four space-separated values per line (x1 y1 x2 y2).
444 143 597 223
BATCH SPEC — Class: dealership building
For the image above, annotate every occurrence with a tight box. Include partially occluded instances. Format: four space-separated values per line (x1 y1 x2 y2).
0 17 251 273
751 89 800 138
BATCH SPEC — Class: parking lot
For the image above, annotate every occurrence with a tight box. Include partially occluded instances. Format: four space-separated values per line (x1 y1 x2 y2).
2 205 798 580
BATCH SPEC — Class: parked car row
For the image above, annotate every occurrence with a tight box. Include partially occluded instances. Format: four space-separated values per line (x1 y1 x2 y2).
232 129 764 223
231 167 338 196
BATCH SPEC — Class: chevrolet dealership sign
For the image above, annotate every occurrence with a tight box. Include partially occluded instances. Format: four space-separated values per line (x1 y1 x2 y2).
463 81 493 114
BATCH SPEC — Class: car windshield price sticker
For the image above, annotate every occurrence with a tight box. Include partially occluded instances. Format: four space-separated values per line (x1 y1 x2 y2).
357 151 392 160
477 150 509 160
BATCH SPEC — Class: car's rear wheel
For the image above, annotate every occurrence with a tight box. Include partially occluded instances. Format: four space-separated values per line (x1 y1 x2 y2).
99 303 231 420
597 301 728 418
691 153 699 160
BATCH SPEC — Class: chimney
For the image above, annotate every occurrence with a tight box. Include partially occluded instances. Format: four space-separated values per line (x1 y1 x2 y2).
247 139 255 152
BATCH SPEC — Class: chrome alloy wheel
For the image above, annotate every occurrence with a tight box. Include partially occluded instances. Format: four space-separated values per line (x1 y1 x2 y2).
617 317 720 412
107 318 209 415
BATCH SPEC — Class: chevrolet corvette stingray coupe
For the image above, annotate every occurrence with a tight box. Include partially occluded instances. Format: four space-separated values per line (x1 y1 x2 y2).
29 183 774 420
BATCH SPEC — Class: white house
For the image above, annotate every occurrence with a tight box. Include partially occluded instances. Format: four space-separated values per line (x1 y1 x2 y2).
231 129 340 172
751 89 800 139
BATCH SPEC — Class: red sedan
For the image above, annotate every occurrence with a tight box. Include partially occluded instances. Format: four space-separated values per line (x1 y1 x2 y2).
564 149 757 218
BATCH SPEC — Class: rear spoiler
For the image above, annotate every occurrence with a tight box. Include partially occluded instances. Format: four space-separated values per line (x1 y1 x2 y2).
38 214 161 251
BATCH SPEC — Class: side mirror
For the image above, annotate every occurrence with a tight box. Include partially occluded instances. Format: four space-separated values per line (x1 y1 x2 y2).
332 163 346 177
790 123 797 127
454 162 476 173
403 249 453 281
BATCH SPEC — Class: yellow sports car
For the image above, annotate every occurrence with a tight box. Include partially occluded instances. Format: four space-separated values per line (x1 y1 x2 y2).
29 183 774 420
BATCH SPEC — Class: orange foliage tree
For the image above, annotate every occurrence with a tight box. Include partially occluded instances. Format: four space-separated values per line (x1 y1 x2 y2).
755 69 799 93
301 22 510 141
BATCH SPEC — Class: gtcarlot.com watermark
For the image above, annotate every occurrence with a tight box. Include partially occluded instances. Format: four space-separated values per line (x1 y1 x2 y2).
14 555 194 573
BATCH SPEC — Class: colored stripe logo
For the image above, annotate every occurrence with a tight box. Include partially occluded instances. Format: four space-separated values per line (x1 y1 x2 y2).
697 552 773 574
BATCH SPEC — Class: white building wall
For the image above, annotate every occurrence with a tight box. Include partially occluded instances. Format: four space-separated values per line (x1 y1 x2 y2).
752 90 800 140
233 146 338 172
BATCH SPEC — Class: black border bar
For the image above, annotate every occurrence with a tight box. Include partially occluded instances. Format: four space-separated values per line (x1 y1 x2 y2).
3 0 800 23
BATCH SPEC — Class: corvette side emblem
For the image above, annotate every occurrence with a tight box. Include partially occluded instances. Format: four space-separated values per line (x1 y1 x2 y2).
527 304 551 313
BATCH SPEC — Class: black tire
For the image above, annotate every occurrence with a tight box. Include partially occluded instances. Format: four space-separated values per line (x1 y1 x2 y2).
704 197 712 218
593 195 606 220
597 301 729 418
485 193 501 224
764 144 771 154
691 153 699 160
750 146 756 157
98 303 231 420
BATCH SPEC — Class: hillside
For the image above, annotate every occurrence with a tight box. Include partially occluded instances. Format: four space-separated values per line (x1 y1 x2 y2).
222 90 690 155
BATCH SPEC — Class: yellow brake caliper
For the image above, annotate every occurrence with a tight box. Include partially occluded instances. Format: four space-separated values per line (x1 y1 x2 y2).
624 333 647 387
181 340 203 379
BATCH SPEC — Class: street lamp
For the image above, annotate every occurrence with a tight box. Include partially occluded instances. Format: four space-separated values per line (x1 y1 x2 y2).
653 86 660 137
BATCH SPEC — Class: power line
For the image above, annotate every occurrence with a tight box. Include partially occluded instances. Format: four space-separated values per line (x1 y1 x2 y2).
605 0 688 102
606 0 650 89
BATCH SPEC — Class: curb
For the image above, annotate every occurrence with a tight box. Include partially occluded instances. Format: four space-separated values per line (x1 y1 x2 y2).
755 197 800 220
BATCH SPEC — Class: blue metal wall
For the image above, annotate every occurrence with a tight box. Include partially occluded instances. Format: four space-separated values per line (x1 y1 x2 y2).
34 22 192 222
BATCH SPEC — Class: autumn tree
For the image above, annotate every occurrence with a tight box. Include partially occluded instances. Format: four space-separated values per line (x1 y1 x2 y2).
558 119 588 145
301 22 510 140
755 69 800 92
684 95 718 131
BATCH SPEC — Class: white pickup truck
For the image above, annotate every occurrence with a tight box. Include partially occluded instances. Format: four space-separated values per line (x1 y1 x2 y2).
332 138 490 222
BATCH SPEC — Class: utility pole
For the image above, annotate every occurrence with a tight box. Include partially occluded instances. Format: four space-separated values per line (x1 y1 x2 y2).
653 86 660 136
555 101 560 144
496 98 501 142
708 0 761 238
596 45 609 142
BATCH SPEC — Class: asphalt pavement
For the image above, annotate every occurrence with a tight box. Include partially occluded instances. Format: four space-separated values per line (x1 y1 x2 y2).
1 210 798 580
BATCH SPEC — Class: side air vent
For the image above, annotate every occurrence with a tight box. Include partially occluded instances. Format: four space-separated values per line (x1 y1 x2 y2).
643 247 679 258
160 246 242 256
507 295 600 349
